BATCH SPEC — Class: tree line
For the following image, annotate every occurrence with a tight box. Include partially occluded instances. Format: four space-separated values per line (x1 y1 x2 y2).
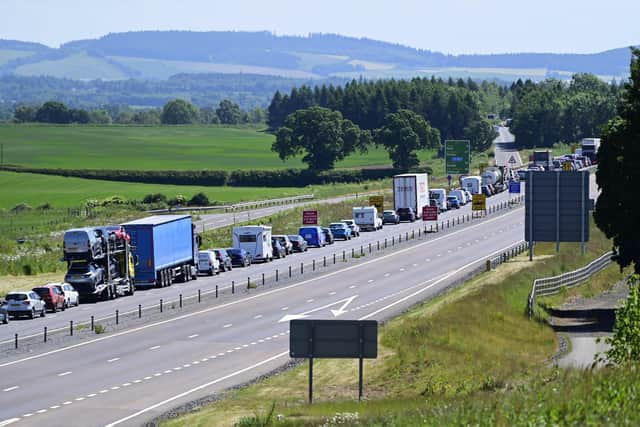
11 99 266 125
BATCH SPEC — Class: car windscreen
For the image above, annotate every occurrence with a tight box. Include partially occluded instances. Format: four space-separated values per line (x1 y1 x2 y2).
238 235 256 243
68 265 89 273
329 224 343 229
32 288 49 297
6 293 27 301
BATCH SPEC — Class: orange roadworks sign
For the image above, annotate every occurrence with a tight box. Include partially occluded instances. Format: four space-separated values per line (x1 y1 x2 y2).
472 194 487 211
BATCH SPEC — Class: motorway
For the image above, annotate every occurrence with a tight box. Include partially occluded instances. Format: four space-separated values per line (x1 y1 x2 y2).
494 126 523 168
0 190 518 344
0 188 527 426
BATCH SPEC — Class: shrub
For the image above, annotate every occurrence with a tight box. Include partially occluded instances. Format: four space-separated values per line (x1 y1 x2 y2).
142 193 167 204
11 203 32 213
188 192 210 206
37 202 53 210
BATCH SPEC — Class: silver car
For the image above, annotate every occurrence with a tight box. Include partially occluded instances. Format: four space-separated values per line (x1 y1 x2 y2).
5 291 46 319
0 302 9 324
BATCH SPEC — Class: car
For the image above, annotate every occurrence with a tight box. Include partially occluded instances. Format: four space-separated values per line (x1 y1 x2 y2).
396 207 416 222
4 291 46 319
212 249 233 272
288 235 308 252
32 285 66 313
341 219 360 237
463 189 473 204
329 222 352 240
272 235 293 255
0 302 9 324
227 248 252 267
56 283 80 307
271 238 287 259
64 261 104 288
198 250 220 275
382 210 400 225
446 195 461 209
321 227 335 245
63 228 104 260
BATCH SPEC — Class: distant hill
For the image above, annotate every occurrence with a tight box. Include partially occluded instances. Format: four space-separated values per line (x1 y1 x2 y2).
0 31 634 82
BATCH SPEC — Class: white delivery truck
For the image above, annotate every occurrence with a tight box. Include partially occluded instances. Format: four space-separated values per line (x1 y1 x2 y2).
461 176 482 195
393 173 430 220
352 206 383 232
232 225 273 263
581 138 601 163
430 189 448 212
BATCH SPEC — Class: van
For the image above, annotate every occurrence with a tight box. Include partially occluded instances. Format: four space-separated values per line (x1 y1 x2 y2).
449 189 467 205
430 189 448 211
63 228 103 261
298 226 326 247
232 225 273 263
197 250 220 276
461 176 482 195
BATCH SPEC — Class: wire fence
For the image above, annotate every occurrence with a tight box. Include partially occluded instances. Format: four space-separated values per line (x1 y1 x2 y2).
528 251 614 318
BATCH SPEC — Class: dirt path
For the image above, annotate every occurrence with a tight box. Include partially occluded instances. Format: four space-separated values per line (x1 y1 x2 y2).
550 280 628 368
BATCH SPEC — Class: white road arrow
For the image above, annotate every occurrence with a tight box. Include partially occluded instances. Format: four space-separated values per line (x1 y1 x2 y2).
330 295 358 317
278 295 358 323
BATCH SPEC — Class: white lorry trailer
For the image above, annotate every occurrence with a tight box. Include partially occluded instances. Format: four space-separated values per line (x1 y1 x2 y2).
352 206 383 231
393 173 430 220
581 138 601 163
461 176 483 195
233 225 273 263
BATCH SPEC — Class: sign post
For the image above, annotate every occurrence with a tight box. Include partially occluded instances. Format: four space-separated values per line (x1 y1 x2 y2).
290 319 378 403
369 195 384 213
302 210 318 225
445 140 470 175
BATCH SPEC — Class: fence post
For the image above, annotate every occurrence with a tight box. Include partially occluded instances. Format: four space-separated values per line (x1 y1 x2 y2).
216 285 219 298
179 294 183 308
343 250 346 261
352 248 355 258
44 326 47 343
116 309 119 325
14 333 18 349
70 320 74 336
486 260 491 272
360 246 364 256
324 256 327 267
262 273 265 286
334 253 336 264
377 241 380 250
276 269 279 282
301 262 304 274
289 266 292 277
385 238 388 248
160 299 163 313
198 289 201 302
91 315 95 330
313 259 315 271
247 277 251 289
232 281 235 294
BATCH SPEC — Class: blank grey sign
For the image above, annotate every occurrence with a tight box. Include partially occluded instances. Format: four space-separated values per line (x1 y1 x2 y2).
290 319 377 359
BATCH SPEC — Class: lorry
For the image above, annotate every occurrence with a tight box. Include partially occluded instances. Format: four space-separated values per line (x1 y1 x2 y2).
352 206 383 232
232 225 273 262
393 173 430 220
122 215 199 288
481 166 506 193
532 150 553 170
63 226 135 301
581 138 601 163
461 176 482 194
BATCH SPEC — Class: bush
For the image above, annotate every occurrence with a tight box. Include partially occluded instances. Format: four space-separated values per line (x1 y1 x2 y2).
37 202 53 210
188 192 210 206
142 193 167 204
602 275 640 364
11 203 32 213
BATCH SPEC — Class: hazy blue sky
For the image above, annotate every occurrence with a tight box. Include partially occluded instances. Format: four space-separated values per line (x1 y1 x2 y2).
1 0 637 54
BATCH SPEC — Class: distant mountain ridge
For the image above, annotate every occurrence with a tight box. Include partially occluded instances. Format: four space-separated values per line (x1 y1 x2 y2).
0 31 634 81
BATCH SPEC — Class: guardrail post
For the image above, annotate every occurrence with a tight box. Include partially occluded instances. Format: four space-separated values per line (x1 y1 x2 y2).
14 333 18 349
198 289 201 302
333 253 336 264
247 277 251 289
486 260 491 272
411 230 414 239
343 250 346 261
324 256 327 267
385 238 388 248
369 243 372 253
352 248 355 258
44 326 47 343
179 294 183 308
377 241 380 250
216 285 219 297
262 273 265 286
447 219 450 228
232 281 235 294
392 236 395 246
360 246 364 256
138 305 141 318
301 262 304 274
116 309 119 325
160 299 163 313
70 320 74 336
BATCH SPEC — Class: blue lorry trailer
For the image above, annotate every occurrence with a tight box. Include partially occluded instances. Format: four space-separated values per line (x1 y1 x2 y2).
122 215 199 288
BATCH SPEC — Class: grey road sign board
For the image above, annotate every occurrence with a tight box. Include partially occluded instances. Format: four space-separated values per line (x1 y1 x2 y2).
290 319 377 359
525 171 589 243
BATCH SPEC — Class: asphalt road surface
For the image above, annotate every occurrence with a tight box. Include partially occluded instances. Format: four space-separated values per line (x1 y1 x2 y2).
493 126 523 168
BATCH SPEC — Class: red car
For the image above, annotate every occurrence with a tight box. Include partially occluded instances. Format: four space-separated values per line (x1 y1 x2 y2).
32 285 66 312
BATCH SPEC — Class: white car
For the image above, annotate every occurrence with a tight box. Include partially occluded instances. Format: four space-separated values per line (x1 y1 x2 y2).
55 282 80 307
341 219 360 237
4 291 46 319
272 235 293 255
198 250 220 276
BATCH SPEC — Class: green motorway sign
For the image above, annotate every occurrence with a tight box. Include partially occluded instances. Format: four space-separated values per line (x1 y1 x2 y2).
445 140 470 174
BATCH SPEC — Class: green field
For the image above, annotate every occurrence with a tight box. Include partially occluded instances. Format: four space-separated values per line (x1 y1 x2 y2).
0 124 426 171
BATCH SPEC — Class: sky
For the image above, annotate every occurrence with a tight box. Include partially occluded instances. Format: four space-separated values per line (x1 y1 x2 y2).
0 0 638 54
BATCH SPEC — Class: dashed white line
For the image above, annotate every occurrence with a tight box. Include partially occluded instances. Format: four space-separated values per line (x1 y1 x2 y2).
99 390 109 394
367 279 374 283
349 285 356 289
281 306 289 311
188 334 199 339
87 393 97 397
36 410 46 414
111 386 121 389
253 314 263 319
123 382 132 386
329 291 336 295
144 376 152 380
400 268 405 271
384 273 390 277
425 258 430 262
75 397 85 401
306 299 314 303
107 358 120 363
0 418 20 426
50 405 60 409
63 401 73 405
164 370 172 374
3 386 18 392
23 414 33 418
149 345 161 350
223 324 232 328
57 371 72 377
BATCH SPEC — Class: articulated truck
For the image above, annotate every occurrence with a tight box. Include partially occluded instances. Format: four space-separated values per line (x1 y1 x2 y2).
393 173 430 221
122 215 199 288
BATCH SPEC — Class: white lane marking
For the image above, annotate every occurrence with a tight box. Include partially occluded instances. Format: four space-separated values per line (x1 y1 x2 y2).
107 358 120 363
217 353 225 356
425 258 430 262
0 418 20 426
149 345 161 350
3 386 18 392
306 299 314 303
99 390 108 394
281 306 289 311
105 351 289 427
349 285 356 289
188 334 199 339
399 268 405 271
384 273 390 277
329 291 336 295
63 401 72 405
223 324 232 328
360 241 523 321
23 414 33 418
164 370 172 374
144 376 152 380
367 279 374 283
50 405 60 409
57 371 72 377
87 393 97 397
226 349 233 353
36 410 46 414
123 382 132 386
253 314 263 319
412 263 418 267
250 342 257 345
0 209 522 368
111 386 121 389
75 397 85 401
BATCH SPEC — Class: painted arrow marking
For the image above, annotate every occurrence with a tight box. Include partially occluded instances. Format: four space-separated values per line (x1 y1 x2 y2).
278 295 359 323
330 295 358 317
